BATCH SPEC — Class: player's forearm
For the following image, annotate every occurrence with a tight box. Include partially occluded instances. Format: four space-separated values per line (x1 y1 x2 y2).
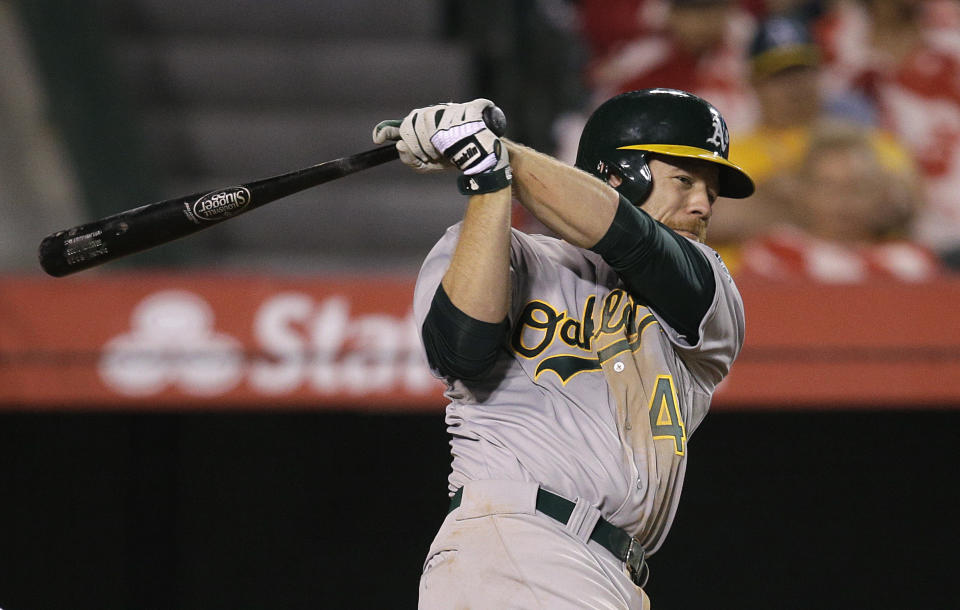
505 139 619 248
440 186 512 323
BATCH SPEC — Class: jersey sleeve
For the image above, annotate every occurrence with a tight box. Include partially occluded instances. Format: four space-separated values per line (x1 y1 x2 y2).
651 242 745 391
414 224 599 379
413 223 528 380
413 224 464 378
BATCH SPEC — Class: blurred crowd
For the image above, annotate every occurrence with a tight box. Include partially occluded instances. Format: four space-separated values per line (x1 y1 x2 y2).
547 0 960 282
4 0 959 282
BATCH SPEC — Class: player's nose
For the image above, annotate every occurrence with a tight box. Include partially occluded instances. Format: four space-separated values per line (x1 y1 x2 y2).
686 184 713 218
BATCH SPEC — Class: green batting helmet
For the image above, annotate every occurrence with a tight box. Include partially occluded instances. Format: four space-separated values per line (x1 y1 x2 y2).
575 88 754 204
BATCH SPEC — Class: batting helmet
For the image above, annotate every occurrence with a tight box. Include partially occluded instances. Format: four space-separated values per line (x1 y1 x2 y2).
575 88 754 204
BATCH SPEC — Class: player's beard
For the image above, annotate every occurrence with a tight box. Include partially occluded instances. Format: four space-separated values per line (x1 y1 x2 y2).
669 218 709 242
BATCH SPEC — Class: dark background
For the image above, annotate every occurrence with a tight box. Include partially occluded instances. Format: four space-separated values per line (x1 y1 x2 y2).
1 409 956 610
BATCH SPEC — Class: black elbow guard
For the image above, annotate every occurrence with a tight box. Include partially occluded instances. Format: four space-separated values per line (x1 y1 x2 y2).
422 284 510 381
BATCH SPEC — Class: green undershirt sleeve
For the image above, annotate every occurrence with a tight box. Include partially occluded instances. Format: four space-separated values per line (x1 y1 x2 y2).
589 196 715 341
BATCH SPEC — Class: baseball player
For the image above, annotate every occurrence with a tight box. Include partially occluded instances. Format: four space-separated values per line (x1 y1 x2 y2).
373 88 753 609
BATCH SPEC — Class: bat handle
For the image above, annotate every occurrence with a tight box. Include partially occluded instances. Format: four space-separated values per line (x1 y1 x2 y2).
482 105 507 137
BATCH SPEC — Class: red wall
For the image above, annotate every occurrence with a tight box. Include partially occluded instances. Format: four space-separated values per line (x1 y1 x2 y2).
3 273 959 410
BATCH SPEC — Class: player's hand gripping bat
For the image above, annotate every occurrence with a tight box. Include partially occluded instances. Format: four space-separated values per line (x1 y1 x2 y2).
38 105 507 277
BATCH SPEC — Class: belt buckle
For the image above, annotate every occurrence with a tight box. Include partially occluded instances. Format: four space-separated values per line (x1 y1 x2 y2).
625 538 649 588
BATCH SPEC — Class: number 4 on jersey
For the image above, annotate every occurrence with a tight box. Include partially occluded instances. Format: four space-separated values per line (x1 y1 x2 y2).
648 375 686 455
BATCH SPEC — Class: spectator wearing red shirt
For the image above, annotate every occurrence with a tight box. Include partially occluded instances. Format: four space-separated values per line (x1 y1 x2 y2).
816 0 960 267
580 0 758 131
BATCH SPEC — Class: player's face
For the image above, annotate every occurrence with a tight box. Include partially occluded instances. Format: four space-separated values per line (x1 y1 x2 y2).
639 156 719 242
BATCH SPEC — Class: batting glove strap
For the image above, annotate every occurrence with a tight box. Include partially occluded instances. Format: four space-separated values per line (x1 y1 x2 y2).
457 165 512 196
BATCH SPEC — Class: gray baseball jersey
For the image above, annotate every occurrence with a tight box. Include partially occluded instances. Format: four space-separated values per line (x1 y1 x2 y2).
414 223 744 554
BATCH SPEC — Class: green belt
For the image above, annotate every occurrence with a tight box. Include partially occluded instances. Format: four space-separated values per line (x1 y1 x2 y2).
448 486 649 588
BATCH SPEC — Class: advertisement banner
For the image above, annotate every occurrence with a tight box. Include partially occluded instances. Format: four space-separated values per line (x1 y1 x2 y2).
2 273 959 410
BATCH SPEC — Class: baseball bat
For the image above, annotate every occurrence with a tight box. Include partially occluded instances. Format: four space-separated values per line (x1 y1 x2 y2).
38 105 507 277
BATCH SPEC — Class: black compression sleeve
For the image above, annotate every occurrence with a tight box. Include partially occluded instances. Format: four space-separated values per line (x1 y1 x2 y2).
421 283 510 381
589 196 716 340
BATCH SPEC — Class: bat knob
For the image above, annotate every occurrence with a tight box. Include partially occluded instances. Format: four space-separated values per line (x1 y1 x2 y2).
482 105 507 137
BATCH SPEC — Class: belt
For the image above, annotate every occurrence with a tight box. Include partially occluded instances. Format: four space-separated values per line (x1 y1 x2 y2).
448 486 649 588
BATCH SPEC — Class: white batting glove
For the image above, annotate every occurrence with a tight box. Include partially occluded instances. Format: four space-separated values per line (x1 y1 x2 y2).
373 99 510 194
430 99 508 176
372 106 451 173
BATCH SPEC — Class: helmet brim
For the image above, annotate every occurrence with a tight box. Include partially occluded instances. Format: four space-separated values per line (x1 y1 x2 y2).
618 144 755 199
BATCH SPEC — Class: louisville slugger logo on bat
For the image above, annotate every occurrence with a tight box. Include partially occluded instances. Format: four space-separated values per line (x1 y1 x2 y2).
188 187 253 223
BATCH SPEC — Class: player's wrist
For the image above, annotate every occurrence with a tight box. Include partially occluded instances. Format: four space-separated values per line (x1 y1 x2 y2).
457 164 512 195
449 131 511 195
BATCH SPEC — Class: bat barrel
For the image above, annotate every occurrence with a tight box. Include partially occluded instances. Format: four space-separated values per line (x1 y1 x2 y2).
37 146 404 277
38 197 205 277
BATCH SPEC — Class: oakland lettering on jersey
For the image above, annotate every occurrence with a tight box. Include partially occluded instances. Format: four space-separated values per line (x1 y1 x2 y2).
511 296 596 359
511 290 658 383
